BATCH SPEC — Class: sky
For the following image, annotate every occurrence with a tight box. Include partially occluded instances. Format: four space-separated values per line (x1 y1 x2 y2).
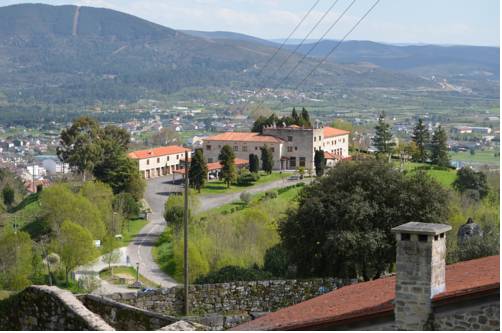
1 0 500 46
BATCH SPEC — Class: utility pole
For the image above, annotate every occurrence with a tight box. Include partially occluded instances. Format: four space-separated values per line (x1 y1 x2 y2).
32 160 36 193
183 150 189 315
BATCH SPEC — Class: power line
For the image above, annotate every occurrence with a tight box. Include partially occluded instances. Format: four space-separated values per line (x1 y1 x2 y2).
291 0 381 93
253 0 322 81
263 0 341 83
271 0 357 93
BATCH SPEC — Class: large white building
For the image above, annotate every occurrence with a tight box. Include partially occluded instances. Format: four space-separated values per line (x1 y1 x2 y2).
128 145 191 179
202 124 350 171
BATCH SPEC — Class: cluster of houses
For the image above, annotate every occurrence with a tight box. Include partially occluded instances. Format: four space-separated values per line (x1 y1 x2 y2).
128 124 351 179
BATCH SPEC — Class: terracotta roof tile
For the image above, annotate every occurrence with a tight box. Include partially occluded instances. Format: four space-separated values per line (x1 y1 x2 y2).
205 132 283 143
128 145 190 159
323 126 350 137
232 255 499 331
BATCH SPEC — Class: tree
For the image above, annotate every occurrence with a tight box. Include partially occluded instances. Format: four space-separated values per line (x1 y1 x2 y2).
251 116 268 133
113 192 140 220
453 167 489 200
300 107 312 127
331 119 354 132
80 181 116 235
291 108 300 124
314 149 325 176
373 112 395 158
279 159 449 280
40 184 106 239
431 125 450 167
219 145 237 188
2 185 14 209
260 145 274 174
164 195 185 231
0 231 33 290
264 244 289 277
411 118 430 163
249 154 259 173
57 116 103 181
151 127 182 146
188 149 208 193
102 235 121 275
52 220 98 285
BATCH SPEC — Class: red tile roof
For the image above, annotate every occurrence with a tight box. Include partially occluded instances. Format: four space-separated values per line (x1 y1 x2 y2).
323 126 350 138
128 145 190 159
173 158 249 174
205 132 284 143
232 255 500 331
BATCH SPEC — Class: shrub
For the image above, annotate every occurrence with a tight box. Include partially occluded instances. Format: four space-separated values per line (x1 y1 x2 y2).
264 244 289 277
264 190 278 199
240 192 252 205
236 171 260 186
194 265 273 284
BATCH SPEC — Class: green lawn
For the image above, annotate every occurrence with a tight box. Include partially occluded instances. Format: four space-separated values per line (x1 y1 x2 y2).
450 150 500 165
403 162 457 188
197 171 293 195
99 266 159 288
120 219 148 246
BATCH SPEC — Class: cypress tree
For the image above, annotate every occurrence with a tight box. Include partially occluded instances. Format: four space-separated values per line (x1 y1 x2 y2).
411 118 430 163
314 149 325 176
300 107 311 127
218 145 237 188
431 126 450 167
291 107 300 125
249 154 259 173
260 145 274 174
188 148 208 193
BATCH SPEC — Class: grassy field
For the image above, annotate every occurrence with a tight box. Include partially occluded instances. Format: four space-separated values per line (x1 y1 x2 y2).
99 266 159 288
197 171 293 195
450 150 500 165
403 162 457 188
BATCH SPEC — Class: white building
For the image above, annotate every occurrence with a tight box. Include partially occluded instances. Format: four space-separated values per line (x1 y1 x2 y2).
128 145 191 179
202 125 350 171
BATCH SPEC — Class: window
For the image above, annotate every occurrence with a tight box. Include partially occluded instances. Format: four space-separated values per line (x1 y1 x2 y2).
287 146 293 153
343 138 346 143
299 157 306 167
242 146 248 152
401 233 410 241
206 145 212 150
167 156 170 161
234 146 239 151
294 146 298 151
176 155 179 160
218 145 221 148
418 235 428 242
288 136 293 142
271 147 275 152
208 158 213 163
289 157 296 168
157 157 160 163
314 137 316 142
319 136 322 141
146 159 150 165
255 146 258 150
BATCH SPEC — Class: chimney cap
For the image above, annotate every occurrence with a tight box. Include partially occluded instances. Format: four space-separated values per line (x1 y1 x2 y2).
391 222 451 236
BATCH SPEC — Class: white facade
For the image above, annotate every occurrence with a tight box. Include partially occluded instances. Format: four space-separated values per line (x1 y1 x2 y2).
128 146 191 179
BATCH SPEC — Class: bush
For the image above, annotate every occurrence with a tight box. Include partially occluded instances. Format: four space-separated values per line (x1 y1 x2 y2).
194 265 273 284
240 192 252 205
236 171 260 186
264 190 278 199
264 244 289 277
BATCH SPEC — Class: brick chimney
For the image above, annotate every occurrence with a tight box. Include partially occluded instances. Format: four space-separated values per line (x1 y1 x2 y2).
391 222 452 330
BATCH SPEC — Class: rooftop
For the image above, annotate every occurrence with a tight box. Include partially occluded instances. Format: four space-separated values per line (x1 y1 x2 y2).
204 132 283 143
391 222 452 235
232 255 500 331
323 126 351 138
128 145 190 159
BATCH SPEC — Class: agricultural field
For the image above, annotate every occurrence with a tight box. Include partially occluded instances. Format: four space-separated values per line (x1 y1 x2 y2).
450 150 500 166
402 162 457 188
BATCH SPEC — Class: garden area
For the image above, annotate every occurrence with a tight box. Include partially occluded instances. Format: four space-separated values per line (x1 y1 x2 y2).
155 183 304 282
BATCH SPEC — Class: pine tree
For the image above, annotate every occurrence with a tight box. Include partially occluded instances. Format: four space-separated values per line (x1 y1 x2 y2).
431 126 450 167
314 149 325 176
218 145 237 188
260 145 274 174
373 112 395 158
411 118 430 163
189 149 208 193
249 154 259 173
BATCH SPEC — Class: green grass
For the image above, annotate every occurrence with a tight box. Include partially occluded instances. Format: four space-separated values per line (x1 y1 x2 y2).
99 266 159 288
120 219 148 246
0 290 14 301
450 150 500 165
1 194 43 234
403 162 457 188
197 171 293 195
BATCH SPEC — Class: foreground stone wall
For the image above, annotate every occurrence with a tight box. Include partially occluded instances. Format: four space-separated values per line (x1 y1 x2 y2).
433 299 499 331
107 278 350 316
81 294 178 331
0 286 113 331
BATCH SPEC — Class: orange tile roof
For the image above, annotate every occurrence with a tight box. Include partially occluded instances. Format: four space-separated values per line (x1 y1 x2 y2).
128 145 190 159
173 158 249 174
323 126 350 137
205 132 283 143
232 255 500 331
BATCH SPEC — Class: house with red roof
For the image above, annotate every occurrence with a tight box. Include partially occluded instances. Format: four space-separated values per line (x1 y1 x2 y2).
233 222 500 331
202 124 350 171
128 145 191 179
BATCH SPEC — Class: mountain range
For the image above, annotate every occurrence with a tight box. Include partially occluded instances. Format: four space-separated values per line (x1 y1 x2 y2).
0 3 498 106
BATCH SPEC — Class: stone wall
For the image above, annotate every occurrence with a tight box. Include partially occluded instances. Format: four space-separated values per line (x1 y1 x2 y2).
107 278 352 318
0 285 113 331
81 294 179 331
432 298 500 331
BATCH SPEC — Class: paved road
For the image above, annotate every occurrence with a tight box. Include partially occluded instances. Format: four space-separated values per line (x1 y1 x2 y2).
85 174 311 292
